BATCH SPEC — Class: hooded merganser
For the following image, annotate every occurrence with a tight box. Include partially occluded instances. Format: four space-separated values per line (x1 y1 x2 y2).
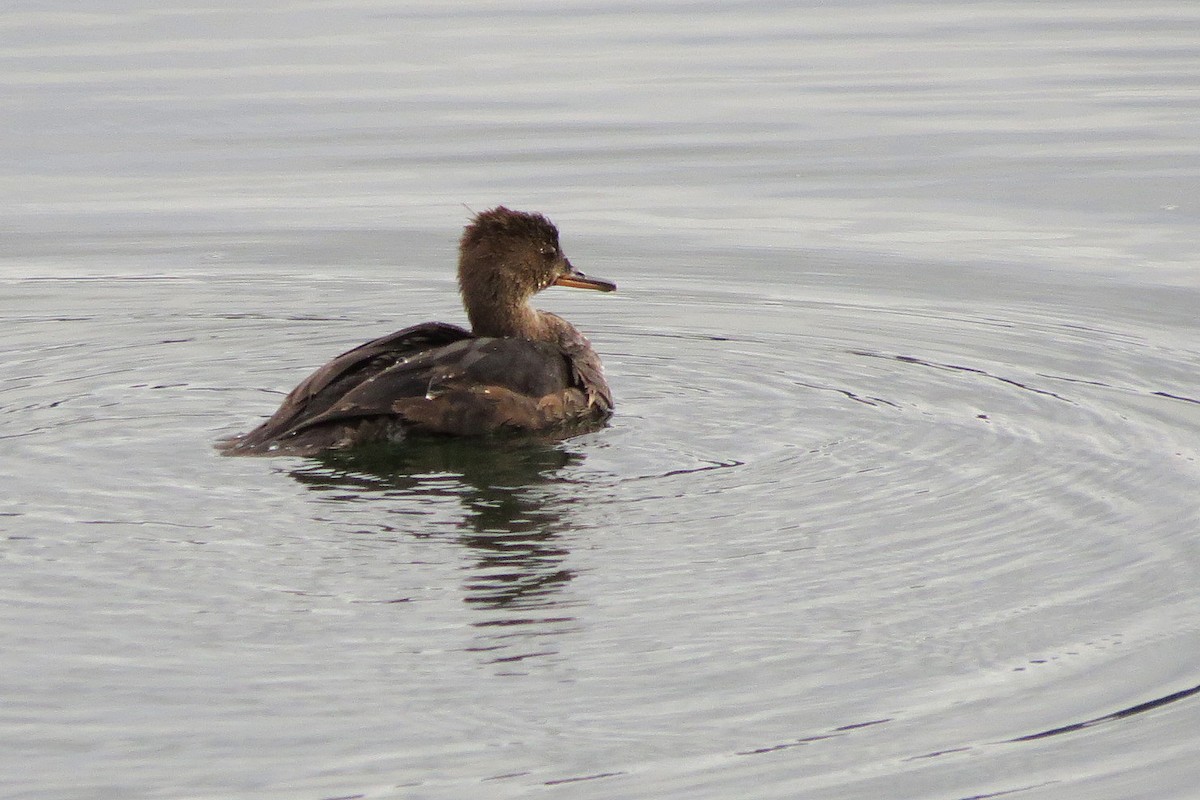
219 207 615 456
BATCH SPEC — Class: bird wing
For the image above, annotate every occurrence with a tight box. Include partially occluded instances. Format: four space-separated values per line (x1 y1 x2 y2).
221 322 471 452
285 337 575 436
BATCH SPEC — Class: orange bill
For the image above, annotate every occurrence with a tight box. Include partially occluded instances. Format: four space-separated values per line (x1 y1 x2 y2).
554 266 617 292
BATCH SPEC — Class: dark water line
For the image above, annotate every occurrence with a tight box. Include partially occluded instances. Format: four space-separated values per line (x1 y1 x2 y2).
543 770 627 786
1151 390 1200 406
953 781 1062 800
794 380 901 408
1007 681 1200 742
735 718 892 756
853 351 1073 403
609 458 746 483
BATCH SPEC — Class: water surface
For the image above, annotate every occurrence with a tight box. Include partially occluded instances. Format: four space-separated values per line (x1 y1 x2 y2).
3 2 1199 799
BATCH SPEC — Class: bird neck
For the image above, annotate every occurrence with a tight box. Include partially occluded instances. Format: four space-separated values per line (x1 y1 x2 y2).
466 296 550 341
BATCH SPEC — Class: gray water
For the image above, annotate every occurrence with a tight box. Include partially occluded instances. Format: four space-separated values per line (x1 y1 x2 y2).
3 2 1200 799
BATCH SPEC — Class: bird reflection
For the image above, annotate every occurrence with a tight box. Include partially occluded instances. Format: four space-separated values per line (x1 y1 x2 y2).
287 437 587 664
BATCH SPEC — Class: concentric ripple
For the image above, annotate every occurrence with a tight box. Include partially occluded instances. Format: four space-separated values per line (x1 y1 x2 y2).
3 247 1200 800
541 260 1200 796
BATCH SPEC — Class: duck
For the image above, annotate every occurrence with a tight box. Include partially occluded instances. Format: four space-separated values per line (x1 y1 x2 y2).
218 206 616 456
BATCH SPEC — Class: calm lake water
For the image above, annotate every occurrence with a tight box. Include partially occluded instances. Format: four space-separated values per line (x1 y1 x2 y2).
3 2 1200 799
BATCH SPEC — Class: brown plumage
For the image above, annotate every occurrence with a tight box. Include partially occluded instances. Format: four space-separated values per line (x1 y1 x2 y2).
218 207 615 456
